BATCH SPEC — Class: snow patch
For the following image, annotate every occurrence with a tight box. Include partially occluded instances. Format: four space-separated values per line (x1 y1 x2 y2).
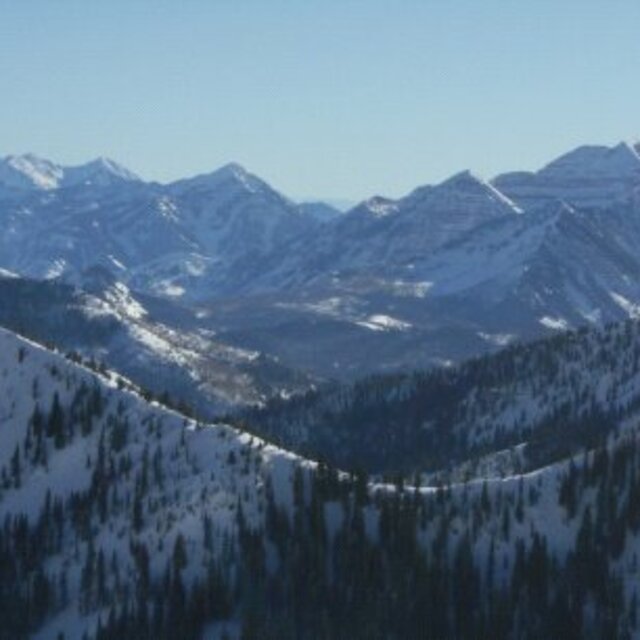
610 291 640 319
478 332 516 346
539 316 569 330
356 314 412 332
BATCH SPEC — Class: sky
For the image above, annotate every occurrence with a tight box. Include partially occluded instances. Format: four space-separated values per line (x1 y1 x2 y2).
1 1 639 202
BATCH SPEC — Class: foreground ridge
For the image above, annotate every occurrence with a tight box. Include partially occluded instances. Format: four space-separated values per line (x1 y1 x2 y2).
0 326 639 638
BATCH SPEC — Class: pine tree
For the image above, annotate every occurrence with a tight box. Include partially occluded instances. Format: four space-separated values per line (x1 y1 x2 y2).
47 392 66 449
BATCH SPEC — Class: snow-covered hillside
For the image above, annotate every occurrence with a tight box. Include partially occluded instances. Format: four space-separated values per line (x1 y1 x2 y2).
399 199 640 324
3 325 640 638
0 326 309 638
243 316 640 476
0 272 312 417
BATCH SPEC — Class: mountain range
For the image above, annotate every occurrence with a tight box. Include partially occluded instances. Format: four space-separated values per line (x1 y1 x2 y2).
4 141 640 637
2 140 640 388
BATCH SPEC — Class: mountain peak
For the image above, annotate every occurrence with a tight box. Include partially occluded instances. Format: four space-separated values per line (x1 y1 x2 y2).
211 162 265 191
494 141 640 210
87 156 137 174
216 161 249 177
0 153 63 190
358 195 399 218
169 161 271 195
611 140 640 164
539 142 640 180
408 169 523 214
439 169 483 187
65 157 141 187
0 154 141 191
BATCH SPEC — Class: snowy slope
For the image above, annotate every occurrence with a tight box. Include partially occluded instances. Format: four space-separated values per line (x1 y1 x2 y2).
0 326 312 638
0 154 140 192
4 326 640 637
244 316 640 477
0 157 319 299
198 164 640 381
210 170 521 296
400 199 640 325
0 272 313 417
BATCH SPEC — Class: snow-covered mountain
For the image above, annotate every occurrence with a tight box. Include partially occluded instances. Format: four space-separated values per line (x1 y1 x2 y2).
6 140 640 637
0 271 312 416
0 325 315 638
0 156 320 297
397 198 640 327
0 153 140 192
493 141 640 210
3 321 640 638
5 141 640 389
213 201 640 378
208 169 522 296
184 141 640 380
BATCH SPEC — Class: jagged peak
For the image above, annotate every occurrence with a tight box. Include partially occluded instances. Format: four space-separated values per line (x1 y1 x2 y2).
539 141 640 179
0 153 63 190
408 169 523 214
4 152 52 166
169 161 276 196
211 162 266 191
438 169 485 188
0 153 141 190
64 156 141 186
611 140 640 162
215 161 250 178
83 156 140 178
350 195 399 219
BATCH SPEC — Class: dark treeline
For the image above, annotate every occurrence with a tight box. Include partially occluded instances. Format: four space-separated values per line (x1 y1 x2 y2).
236 319 640 475
88 434 640 639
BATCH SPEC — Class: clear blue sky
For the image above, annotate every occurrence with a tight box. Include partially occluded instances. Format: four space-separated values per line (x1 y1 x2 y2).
1 1 639 201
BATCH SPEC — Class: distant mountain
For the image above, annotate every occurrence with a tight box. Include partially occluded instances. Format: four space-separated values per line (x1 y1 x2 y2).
0 153 140 192
211 169 522 296
4 141 640 389
297 200 343 222
398 198 640 325
0 155 321 297
201 195 640 380
185 141 640 380
493 141 640 209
